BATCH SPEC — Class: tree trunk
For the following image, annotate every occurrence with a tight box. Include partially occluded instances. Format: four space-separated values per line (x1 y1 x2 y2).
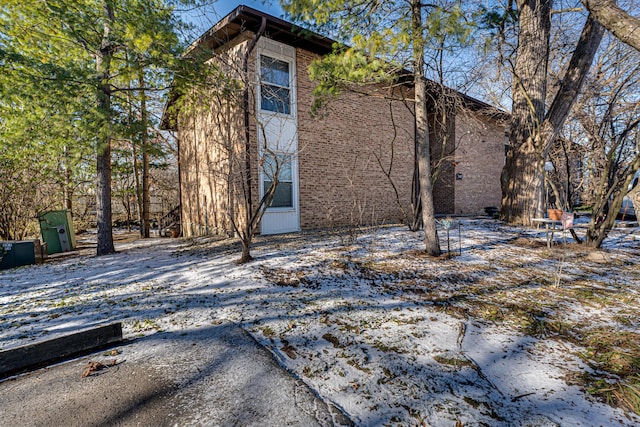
501 142 545 224
581 0 640 52
63 145 73 211
141 151 150 237
501 0 551 225
537 14 604 156
139 70 150 238
132 136 143 232
502 4 603 226
586 202 618 248
96 140 114 255
239 236 253 264
95 0 115 255
409 123 422 232
412 0 440 256
125 195 132 232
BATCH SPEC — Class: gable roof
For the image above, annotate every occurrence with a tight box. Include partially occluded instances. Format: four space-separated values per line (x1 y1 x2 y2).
161 5 508 130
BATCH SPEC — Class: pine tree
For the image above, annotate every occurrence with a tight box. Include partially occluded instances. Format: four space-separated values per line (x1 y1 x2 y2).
1 0 184 254
282 0 475 255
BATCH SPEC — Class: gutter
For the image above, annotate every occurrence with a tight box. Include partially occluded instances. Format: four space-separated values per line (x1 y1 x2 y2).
242 16 267 215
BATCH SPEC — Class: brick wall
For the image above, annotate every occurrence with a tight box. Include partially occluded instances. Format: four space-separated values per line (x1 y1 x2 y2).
453 111 506 214
296 49 415 229
178 34 253 237
430 110 456 214
178 36 506 236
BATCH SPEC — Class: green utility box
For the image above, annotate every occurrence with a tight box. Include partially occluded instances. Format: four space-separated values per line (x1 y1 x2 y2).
0 240 36 269
38 210 76 255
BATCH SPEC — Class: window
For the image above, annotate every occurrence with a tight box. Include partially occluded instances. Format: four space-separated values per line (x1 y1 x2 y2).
262 154 293 208
260 55 290 114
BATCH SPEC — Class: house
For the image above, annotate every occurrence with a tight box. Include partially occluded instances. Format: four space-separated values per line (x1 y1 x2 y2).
162 5 507 237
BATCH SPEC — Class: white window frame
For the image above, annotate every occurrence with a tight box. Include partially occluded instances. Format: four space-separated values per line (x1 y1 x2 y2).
261 152 295 210
258 53 294 117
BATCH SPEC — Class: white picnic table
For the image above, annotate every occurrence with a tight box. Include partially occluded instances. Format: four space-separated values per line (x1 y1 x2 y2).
532 212 574 248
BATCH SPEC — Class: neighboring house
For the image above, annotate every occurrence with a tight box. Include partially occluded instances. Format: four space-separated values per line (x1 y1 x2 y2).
162 5 507 237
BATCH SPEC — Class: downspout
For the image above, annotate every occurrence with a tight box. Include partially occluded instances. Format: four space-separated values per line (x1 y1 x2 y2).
242 16 267 215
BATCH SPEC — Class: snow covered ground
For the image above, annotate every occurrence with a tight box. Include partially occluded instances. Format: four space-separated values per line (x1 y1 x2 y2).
1 219 639 426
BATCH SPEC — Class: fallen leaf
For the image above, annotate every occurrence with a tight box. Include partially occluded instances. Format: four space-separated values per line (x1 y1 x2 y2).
82 361 106 377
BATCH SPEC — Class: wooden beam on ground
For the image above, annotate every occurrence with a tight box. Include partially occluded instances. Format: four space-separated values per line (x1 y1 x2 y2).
0 323 123 379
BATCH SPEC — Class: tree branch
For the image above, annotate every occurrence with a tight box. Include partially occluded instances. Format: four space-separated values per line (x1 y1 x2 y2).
581 0 640 52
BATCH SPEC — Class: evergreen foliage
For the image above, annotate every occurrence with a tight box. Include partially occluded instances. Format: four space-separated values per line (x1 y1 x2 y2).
0 0 193 250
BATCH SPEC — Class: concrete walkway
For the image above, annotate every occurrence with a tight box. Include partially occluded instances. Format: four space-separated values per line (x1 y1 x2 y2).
0 324 352 426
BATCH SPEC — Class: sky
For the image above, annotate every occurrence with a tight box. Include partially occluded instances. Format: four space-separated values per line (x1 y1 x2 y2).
181 1 285 42
214 0 283 18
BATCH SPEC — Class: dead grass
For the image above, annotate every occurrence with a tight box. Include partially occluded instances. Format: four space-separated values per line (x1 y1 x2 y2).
511 237 548 248
433 354 474 368
256 224 640 417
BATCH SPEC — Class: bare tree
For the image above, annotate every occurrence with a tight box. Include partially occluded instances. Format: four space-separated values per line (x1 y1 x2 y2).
173 42 290 263
543 35 640 247
576 39 640 247
0 163 51 240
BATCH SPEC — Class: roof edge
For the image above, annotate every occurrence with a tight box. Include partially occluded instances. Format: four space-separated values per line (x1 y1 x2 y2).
161 5 509 130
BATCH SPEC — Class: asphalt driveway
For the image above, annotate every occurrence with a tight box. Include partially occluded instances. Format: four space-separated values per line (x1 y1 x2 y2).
0 323 352 427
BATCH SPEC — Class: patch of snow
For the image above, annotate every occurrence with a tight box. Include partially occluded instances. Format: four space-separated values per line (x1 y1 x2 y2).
1 220 639 426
